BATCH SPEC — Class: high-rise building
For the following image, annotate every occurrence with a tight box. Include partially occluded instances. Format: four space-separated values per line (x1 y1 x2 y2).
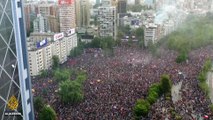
0 0 34 120
59 0 76 32
48 15 60 33
76 0 91 28
33 14 50 33
96 0 101 5
24 3 33 35
34 1 60 33
117 0 127 13
111 0 117 6
24 1 37 36
35 1 58 18
144 23 158 47
135 0 140 5
98 0 117 40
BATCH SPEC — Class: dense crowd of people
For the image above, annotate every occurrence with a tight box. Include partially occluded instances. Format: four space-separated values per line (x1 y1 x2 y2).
32 45 213 120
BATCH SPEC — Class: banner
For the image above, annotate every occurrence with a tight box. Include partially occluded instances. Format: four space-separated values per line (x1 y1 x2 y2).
58 0 74 5
66 28 75 36
36 39 48 48
54 32 64 41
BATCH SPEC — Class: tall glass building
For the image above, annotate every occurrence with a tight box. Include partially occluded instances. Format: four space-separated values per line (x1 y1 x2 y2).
0 0 34 120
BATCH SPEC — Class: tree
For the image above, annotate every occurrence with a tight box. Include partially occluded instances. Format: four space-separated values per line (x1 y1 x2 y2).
90 37 101 48
42 88 48 95
135 27 144 39
134 99 150 117
147 91 158 104
198 72 206 83
176 51 188 63
40 70 48 78
138 40 144 48
209 104 213 113
147 83 161 104
127 4 143 12
54 69 70 82
148 83 161 95
76 73 87 84
59 80 84 104
70 41 85 57
34 96 45 112
52 55 59 70
39 105 57 120
160 75 172 94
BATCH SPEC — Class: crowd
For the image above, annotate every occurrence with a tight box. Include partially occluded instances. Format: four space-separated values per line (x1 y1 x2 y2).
32 45 213 120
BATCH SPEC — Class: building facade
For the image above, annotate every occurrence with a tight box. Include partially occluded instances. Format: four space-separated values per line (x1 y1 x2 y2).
144 23 158 47
135 0 140 5
0 0 34 119
98 0 117 40
27 30 77 76
117 0 127 13
76 0 91 28
96 0 101 5
35 1 58 17
35 1 59 33
59 0 76 32
33 14 50 32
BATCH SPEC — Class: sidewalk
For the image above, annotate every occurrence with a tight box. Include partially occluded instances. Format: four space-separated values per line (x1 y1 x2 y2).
171 81 182 103
207 71 213 103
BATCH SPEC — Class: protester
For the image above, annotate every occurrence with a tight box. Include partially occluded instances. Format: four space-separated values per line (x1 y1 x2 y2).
32 45 213 119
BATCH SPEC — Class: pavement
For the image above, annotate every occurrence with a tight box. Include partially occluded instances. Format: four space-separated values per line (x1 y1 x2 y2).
171 81 183 103
207 71 213 103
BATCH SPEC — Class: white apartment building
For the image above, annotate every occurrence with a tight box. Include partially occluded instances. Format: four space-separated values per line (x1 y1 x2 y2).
28 46 45 76
65 29 78 56
60 37 67 63
144 23 158 47
98 0 117 40
52 32 65 63
42 44 52 69
59 1 76 32
27 30 77 76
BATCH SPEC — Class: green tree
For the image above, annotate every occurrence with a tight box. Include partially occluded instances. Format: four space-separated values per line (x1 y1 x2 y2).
39 105 57 120
70 41 85 57
59 80 84 104
134 99 150 117
160 74 172 94
176 51 188 63
34 96 45 112
127 4 143 12
76 73 87 84
148 83 161 96
40 70 48 78
138 40 144 48
203 59 212 73
54 69 70 82
90 37 101 48
198 72 207 83
135 27 144 39
117 30 124 40
42 88 48 95
209 104 213 113
147 91 158 104
163 14 213 54
52 55 59 70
